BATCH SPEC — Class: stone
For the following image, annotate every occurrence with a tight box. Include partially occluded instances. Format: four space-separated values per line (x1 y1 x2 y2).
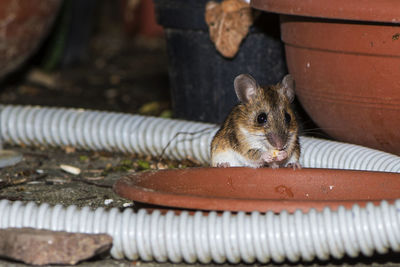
0 228 113 265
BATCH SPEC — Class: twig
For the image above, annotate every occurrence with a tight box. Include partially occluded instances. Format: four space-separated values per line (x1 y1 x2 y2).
71 177 112 189
0 173 48 190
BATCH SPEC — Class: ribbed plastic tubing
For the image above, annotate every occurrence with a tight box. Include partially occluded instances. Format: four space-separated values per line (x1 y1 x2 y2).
1 199 400 263
1 105 399 172
0 105 400 263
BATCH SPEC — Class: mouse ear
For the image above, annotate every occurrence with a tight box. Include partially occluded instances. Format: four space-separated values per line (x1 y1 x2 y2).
280 74 295 103
234 74 259 103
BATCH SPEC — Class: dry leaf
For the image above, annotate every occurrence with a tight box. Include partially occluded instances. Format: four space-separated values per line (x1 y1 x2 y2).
205 0 254 58
221 0 248 12
63 146 76 154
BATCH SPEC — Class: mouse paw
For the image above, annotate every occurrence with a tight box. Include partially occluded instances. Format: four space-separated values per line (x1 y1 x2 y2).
261 152 274 163
275 150 288 161
216 162 230 168
286 162 301 170
270 162 280 169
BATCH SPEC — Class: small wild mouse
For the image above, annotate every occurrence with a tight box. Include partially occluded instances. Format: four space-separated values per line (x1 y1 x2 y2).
210 73 301 169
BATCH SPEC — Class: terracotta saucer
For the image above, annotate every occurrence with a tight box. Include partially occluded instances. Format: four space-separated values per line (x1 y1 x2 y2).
113 167 400 213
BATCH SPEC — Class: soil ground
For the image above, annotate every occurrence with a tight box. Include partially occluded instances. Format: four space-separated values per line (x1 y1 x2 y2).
0 2 398 267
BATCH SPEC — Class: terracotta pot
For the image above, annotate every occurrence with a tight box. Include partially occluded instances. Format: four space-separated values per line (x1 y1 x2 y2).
121 0 163 37
114 167 400 213
0 0 61 80
251 0 400 155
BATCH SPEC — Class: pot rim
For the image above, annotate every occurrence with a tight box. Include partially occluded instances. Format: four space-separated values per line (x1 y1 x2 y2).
114 167 400 213
251 0 400 24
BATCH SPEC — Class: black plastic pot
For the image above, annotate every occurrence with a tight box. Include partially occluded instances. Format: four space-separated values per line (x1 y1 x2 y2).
154 0 287 123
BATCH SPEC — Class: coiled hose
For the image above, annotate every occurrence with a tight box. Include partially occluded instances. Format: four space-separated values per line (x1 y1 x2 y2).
0 104 400 263
1 199 400 263
1 105 399 171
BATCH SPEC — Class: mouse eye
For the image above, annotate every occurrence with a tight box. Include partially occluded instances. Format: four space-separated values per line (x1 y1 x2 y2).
256 112 268 124
285 112 291 124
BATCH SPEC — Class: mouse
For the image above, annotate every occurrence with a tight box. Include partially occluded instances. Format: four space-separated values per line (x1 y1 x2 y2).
210 73 301 169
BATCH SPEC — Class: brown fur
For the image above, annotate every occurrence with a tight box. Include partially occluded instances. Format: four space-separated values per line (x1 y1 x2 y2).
211 80 300 167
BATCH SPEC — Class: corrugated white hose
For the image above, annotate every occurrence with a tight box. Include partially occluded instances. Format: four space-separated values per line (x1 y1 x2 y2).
1 199 400 263
1 104 400 263
0 105 399 172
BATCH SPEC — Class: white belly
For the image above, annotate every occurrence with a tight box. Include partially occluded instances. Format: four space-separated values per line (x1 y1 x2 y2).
211 149 262 168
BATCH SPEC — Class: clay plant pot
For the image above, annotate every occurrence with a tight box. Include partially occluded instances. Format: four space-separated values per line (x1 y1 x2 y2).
121 0 163 37
251 0 400 155
0 0 61 80
114 167 400 213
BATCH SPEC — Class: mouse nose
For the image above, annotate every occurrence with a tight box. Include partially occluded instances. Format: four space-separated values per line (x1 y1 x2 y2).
266 133 285 150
